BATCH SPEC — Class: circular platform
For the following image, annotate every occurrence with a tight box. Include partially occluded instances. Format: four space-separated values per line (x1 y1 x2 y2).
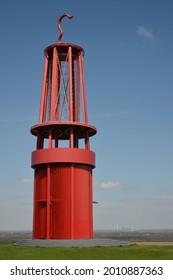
31 122 97 140
15 238 133 247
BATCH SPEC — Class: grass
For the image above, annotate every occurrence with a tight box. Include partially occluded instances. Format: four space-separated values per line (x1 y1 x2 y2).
0 244 173 260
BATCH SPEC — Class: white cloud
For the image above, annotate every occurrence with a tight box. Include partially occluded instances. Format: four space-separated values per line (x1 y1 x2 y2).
17 178 33 185
137 26 154 40
156 195 173 203
91 110 134 119
96 181 121 189
0 195 18 202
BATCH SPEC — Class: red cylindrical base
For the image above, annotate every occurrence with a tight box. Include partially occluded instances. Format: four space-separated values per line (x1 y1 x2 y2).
33 163 93 239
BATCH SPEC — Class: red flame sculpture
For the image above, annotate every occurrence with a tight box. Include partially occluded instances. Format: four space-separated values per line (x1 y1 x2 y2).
31 14 97 239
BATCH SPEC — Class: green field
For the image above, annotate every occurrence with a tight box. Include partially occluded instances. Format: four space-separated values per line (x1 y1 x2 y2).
0 244 173 260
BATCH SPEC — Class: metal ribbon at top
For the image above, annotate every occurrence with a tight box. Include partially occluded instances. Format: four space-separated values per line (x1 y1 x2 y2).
57 13 73 43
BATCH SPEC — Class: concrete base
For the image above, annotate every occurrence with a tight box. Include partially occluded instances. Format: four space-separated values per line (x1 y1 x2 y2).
15 238 133 247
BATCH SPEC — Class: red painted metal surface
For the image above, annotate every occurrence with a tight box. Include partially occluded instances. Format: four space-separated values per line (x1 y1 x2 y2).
31 14 96 239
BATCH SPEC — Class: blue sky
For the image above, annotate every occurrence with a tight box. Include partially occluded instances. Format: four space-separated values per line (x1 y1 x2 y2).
0 0 172 231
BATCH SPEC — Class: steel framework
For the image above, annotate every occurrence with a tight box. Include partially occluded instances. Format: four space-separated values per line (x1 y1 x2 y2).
31 14 97 239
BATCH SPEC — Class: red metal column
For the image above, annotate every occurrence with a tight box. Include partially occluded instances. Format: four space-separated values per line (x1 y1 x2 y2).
46 164 51 239
31 13 97 239
79 53 88 123
39 55 48 123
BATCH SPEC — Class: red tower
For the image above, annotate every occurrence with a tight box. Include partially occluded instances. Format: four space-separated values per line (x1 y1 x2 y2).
31 14 97 239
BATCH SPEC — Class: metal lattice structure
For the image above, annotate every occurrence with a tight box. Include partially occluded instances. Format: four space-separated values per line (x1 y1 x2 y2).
30 14 97 239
